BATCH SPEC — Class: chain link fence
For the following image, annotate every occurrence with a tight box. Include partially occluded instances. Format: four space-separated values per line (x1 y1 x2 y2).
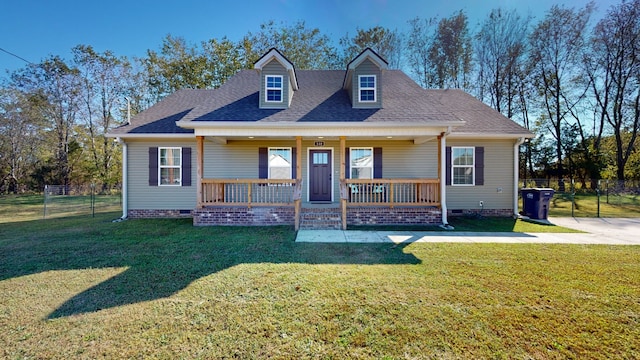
520 179 640 217
43 184 121 219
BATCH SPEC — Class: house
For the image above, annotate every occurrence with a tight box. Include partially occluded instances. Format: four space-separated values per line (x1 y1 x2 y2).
107 48 533 230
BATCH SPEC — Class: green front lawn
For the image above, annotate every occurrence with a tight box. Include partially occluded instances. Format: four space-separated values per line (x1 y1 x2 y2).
1 212 638 359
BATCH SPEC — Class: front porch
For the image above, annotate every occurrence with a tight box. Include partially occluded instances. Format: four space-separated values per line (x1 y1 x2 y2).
192 134 445 229
194 177 442 229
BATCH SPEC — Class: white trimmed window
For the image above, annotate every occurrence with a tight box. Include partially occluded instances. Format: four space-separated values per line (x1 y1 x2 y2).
350 147 373 179
452 147 474 185
358 75 376 102
268 147 292 179
265 75 283 102
159 147 182 185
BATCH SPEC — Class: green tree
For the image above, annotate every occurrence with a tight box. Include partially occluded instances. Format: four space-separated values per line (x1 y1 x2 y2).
142 35 213 100
429 11 473 89
339 26 403 68
244 20 340 69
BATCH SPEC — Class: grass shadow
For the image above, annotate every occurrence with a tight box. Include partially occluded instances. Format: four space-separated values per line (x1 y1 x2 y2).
0 214 420 319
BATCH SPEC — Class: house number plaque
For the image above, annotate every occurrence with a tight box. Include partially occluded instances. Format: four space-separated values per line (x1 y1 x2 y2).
314 141 325 146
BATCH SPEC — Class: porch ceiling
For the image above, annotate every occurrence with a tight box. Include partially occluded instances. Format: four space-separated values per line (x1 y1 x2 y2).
204 135 438 143
191 123 452 144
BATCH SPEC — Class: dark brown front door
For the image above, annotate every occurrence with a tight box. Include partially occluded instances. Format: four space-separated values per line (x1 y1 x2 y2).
309 149 332 202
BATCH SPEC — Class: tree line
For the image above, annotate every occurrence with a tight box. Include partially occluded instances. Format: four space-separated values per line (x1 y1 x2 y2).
1 0 639 194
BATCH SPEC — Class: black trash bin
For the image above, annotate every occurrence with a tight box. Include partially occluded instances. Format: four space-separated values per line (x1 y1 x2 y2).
521 188 555 220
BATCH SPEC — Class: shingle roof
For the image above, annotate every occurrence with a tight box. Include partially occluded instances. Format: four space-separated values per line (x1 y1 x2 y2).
108 69 532 137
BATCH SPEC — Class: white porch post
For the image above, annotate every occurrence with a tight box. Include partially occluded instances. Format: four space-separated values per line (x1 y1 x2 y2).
440 132 448 225
119 138 128 219
196 136 204 208
340 136 347 230
514 137 525 217
295 136 302 231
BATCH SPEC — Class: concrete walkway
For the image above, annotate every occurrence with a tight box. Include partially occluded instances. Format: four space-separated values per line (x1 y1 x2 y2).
295 217 640 245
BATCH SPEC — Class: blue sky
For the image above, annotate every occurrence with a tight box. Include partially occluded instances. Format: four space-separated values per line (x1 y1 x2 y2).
0 0 616 74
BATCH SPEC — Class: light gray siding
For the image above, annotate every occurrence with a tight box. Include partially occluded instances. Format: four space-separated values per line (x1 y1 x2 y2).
259 60 290 109
127 138 516 211
127 140 197 210
204 140 296 179
446 139 516 211
351 59 382 108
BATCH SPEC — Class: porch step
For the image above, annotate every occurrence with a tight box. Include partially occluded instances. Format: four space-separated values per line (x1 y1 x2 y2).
299 208 343 230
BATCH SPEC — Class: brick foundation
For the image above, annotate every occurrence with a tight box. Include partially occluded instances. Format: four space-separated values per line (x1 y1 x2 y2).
192 206 295 226
129 206 512 227
347 206 442 226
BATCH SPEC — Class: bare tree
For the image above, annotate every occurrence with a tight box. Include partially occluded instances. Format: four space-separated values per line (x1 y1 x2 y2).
11 57 82 188
475 8 530 118
528 3 594 189
73 45 131 189
0 88 46 193
406 17 437 88
585 0 640 181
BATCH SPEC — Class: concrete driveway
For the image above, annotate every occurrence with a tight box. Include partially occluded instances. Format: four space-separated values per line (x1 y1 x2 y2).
548 217 640 244
296 217 640 245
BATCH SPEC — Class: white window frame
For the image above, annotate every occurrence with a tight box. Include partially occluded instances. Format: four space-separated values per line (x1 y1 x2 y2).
159 147 182 186
451 146 475 186
350 147 374 179
358 75 376 103
268 147 292 179
265 75 283 103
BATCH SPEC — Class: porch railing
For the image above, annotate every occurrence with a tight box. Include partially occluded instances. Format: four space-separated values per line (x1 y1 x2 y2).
200 179 302 208
340 179 440 207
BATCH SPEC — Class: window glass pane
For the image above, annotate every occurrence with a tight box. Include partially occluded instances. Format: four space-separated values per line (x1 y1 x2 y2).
267 89 281 102
351 148 373 179
351 167 372 179
453 167 473 185
160 167 181 185
453 148 473 166
360 90 375 101
269 148 291 179
159 147 182 185
360 76 375 88
160 148 181 166
313 152 328 165
267 76 281 87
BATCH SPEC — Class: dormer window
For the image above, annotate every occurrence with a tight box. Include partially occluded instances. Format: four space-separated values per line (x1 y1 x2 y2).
359 75 376 102
266 75 283 102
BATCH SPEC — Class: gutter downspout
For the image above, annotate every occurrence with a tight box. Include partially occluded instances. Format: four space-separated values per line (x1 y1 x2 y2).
514 137 526 217
119 138 128 220
441 127 451 226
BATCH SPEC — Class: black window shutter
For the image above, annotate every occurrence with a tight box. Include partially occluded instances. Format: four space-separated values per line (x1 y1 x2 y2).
345 147 350 179
445 146 451 186
291 147 297 179
149 147 158 186
258 147 268 179
182 147 192 186
373 147 383 179
475 147 484 186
